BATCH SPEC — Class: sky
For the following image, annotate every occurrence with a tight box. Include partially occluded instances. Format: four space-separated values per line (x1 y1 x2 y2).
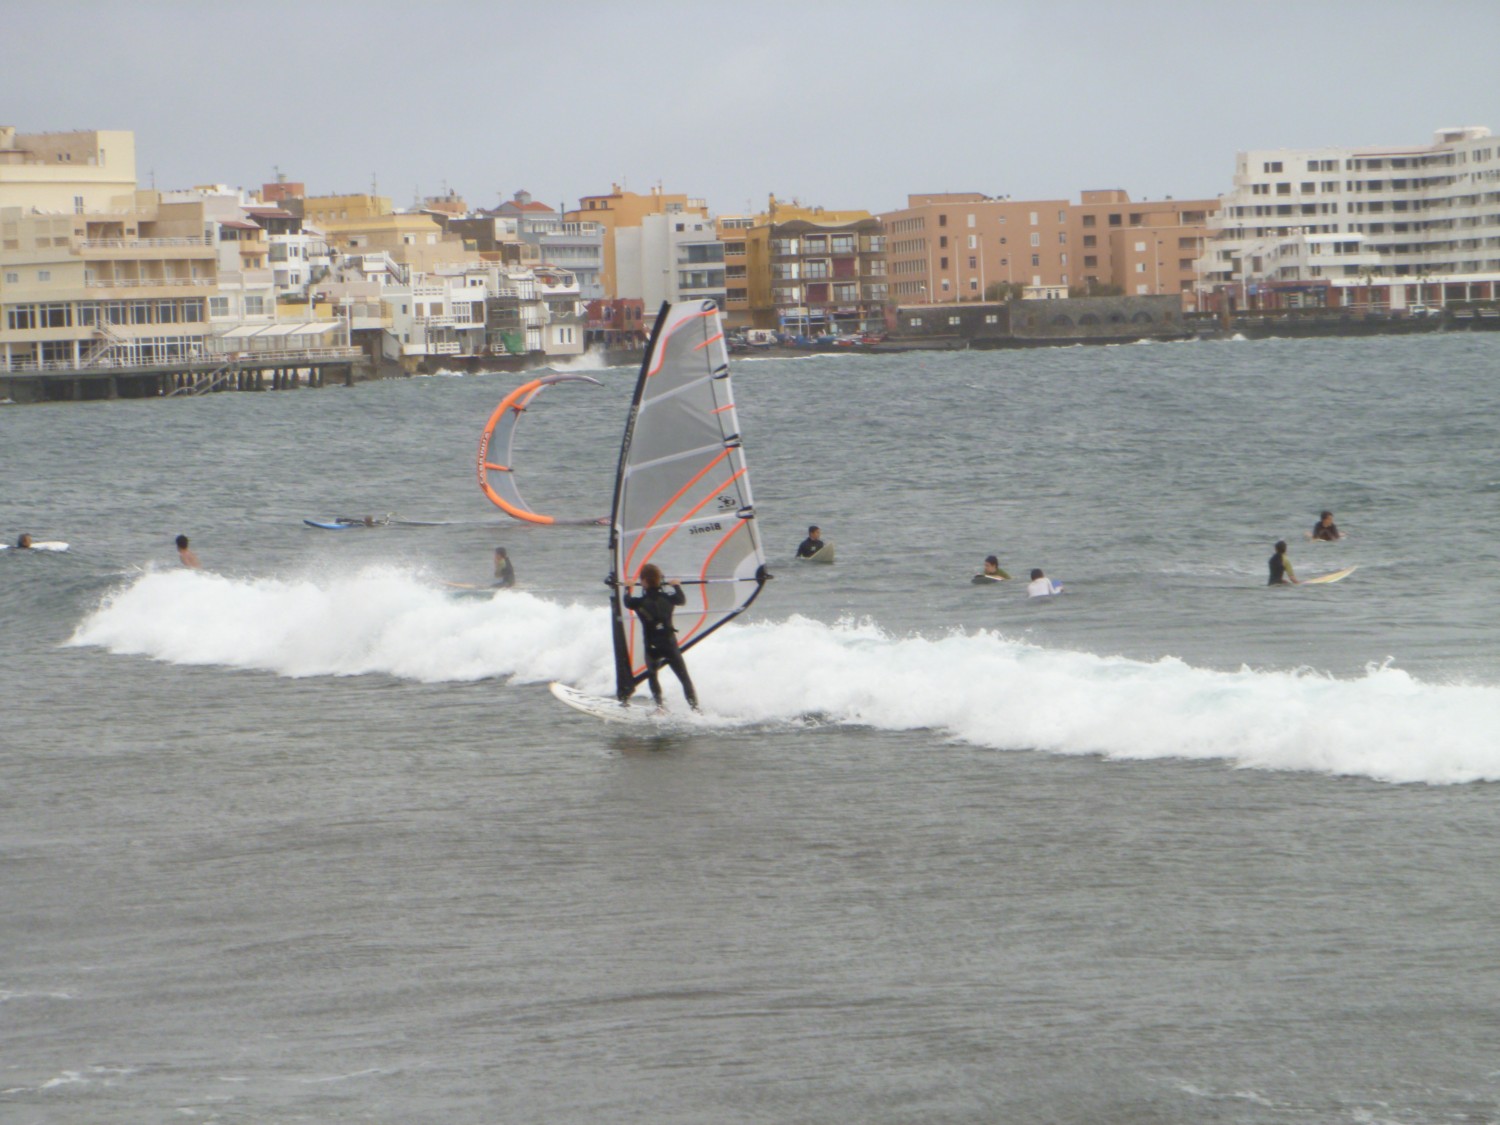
6 0 1499 216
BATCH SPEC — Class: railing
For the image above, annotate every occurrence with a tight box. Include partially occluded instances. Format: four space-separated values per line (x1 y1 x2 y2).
3 345 362 374
79 237 213 249
85 277 216 288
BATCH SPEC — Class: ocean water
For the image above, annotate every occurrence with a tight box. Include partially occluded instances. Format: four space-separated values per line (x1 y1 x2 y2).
3 333 1499 1123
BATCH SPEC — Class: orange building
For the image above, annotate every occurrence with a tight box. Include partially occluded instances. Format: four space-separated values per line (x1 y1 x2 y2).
879 191 1214 310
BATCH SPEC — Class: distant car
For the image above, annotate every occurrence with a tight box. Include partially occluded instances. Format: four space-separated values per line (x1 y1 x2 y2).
1408 304 1435 317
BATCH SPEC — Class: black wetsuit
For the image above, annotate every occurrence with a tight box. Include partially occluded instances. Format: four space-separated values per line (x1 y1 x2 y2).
1311 521 1341 542
493 558 515 588
623 584 698 707
1268 552 1292 585
796 537 824 559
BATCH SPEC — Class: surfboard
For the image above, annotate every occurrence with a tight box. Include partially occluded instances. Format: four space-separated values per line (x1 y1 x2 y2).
1302 565 1357 585
550 681 682 725
796 542 835 564
2 541 68 552
303 517 386 530
972 573 1009 584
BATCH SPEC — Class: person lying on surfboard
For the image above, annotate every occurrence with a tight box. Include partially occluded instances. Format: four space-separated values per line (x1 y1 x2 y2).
15 533 33 550
972 555 1011 583
1268 540 1299 585
795 525 828 559
622 563 698 712
1310 511 1343 541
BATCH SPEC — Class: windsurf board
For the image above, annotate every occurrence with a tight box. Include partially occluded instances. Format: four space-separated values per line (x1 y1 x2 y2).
550 681 691 725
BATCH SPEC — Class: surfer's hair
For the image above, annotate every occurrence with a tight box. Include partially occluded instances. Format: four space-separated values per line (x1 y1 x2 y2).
1275 540 1288 553
1030 568 1044 580
640 563 663 589
175 534 189 550
985 555 999 566
808 525 819 534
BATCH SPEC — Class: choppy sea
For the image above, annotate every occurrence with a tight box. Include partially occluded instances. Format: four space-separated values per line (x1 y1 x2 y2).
3 332 1499 1123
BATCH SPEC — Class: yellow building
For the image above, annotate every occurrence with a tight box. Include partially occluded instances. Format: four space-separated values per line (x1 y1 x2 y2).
566 185 709 298
303 193 475 273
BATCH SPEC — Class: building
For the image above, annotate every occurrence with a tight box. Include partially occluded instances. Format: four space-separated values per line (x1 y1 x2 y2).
745 198 884 335
1197 126 1500 312
614 210 725 310
880 190 1213 311
566 184 711 298
0 127 136 214
490 191 604 300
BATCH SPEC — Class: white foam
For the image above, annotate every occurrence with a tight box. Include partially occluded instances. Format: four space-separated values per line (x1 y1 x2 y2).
69 569 1500 785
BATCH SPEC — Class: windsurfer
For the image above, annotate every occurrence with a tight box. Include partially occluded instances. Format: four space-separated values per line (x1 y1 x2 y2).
622 562 698 711
493 547 515 588
795 525 826 559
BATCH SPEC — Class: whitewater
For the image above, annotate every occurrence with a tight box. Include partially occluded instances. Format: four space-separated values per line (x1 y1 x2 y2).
70 565 1500 784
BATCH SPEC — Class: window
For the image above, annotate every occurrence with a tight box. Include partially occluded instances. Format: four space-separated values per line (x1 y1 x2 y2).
209 296 230 317
984 314 998 323
74 195 84 214
1135 241 1147 252
966 213 975 228
1082 235 1096 248
938 214 947 227
968 256 977 268
1082 215 1096 228
910 316 923 326
3 271 16 283
1058 210 1066 224
1058 232 1067 244
1030 254 1040 266
244 295 266 315
1029 211 1038 226
1030 233 1040 247
37 270 50 281
948 315 960 325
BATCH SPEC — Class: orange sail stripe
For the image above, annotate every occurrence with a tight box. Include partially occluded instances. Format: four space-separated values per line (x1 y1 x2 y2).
711 403 735 414
694 331 725 351
676 520 748 646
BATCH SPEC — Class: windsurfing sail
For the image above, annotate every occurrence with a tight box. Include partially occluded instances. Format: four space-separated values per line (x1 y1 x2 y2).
610 300 769 701
477 373 604 525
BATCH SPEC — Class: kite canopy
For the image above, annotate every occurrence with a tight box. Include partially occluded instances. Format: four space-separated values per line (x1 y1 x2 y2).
476 373 604 525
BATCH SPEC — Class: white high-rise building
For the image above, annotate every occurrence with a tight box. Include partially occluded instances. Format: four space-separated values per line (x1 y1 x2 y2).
1198 126 1500 311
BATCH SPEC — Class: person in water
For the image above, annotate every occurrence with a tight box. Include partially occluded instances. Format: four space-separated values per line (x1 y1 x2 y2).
796 525 827 559
493 547 515 588
1027 568 1061 597
1268 540 1299 585
15 533 33 549
972 555 1011 583
621 562 698 711
175 534 201 568
1311 511 1342 541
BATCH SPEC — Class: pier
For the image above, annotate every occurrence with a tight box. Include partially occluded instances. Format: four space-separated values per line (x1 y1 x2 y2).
0 347 368 404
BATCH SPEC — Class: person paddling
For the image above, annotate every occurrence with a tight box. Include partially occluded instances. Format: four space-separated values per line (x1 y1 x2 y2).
175 534 201 568
972 555 1011 583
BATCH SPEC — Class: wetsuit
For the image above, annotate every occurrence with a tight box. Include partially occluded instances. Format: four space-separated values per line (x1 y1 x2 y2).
972 566 1011 583
1268 552 1295 585
796 537 825 559
493 558 515 588
1311 521 1341 542
623 583 698 708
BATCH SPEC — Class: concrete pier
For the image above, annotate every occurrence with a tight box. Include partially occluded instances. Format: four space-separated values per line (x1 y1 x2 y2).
0 349 367 405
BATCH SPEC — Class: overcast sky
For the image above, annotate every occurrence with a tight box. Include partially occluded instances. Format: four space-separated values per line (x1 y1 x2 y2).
6 0 1498 215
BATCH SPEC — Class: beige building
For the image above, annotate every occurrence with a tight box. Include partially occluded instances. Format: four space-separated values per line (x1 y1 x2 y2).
1 128 229 371
0 127 137 214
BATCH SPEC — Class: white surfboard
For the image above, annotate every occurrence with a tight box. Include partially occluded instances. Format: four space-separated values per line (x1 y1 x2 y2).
1 541 68 552
550 681 687 725
1302 565 1357 585
796 542 835 564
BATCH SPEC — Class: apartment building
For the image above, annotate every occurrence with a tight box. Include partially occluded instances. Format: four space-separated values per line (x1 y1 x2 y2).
742 199 884 335
614 210 725 310
717 214 754 326
1198 126 1500 311
880 191 1213 311
565 185 711 298
490 191 604 300
1 126 225 371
